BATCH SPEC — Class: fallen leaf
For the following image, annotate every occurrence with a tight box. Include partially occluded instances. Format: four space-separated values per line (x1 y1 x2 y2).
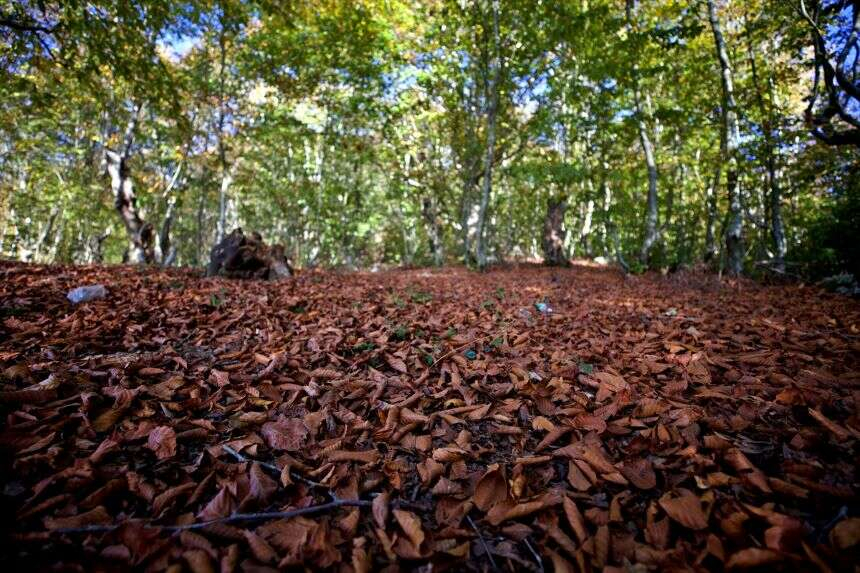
146 426 177 459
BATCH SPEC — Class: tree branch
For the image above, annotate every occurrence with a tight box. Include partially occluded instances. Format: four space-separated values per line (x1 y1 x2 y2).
0 15 57 35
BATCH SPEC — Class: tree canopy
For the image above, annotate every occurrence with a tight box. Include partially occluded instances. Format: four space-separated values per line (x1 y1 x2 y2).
1 0 858 276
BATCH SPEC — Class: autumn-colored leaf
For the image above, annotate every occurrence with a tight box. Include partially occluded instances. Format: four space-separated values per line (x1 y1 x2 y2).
473 464 507 511
619 457 657 490
726 548 782 569
830 517 860 550
808 408 852 441
372 491 389 529
146 426 177 460
658 489 708 530
393 509 425 548
1 262 858 571
261 419 308 451
383 354 408 374
197 487 235 521
44 506 112 530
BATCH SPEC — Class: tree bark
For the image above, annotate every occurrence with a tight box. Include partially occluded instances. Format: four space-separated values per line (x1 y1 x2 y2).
580 198 595 257
626 0 660 266
422 196 444 266
704 164 720 263
107 148 153 264
30 205 59 261
215 14 232 245
746 28 786 271
105 103 154 264
475 0 500 270
543 195 569 266
707 0 744 275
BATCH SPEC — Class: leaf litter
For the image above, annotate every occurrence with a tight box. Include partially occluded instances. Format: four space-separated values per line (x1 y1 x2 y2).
1 261 859 571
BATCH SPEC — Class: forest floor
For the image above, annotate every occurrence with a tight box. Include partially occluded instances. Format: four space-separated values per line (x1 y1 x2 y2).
0 261 858 572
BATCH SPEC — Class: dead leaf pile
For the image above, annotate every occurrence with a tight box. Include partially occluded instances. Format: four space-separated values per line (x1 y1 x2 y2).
1 261 858 571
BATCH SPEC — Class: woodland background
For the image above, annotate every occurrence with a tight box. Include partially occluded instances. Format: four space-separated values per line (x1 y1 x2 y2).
0 0 858 277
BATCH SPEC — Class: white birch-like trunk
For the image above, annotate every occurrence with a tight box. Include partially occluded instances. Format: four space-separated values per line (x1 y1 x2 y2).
626 0 660 266
475 0 500 270
708 0 744 275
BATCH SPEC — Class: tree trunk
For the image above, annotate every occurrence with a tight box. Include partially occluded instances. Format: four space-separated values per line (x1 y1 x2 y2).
626 0 660 266
475 0 500 270
106 148 153 264
30 205 59 261
768 156 786 271
704 134 722 264
543 195 569 266
580 198 595 257
708 0 744 275
158 197 177 266
215 15 232 246
422 196 444 266
216 165 234 245
746 28 786 271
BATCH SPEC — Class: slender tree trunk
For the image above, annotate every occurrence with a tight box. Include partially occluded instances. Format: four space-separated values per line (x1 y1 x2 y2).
422 196 444 266
581 198 595 257
475 0 500 270
708 0 744 275
31 205 59 261
106 103 154 264
215 17 231 245
107 148 153 264
543 195 569 266
626 0 660 266
704 131 723 263
158 197 177 266
460 178 474 262
745 29 786 271
768 157 786 271
48 216 64 262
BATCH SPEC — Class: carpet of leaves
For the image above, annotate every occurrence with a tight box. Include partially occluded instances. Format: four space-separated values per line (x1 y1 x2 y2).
1 261 859 572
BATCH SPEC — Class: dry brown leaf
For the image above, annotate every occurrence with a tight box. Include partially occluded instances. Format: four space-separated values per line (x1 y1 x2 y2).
726 548 782 569
261 419 308 451
393 509 425 548
619 457 656 490
473 464 507 511
372 491 389 529
658 489 708 530
146 425 177 460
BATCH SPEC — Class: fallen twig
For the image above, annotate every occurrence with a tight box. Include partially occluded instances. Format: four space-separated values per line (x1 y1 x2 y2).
523 537 544 573
44 499 374 535
467 514 499 571
222 444 329 491
38 496 430 537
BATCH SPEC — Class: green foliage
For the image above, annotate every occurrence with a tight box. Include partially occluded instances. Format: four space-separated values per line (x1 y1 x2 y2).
0 0 856 278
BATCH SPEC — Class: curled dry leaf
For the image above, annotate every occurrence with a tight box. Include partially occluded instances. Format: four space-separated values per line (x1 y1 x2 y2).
372 491 390 529
385 354 408 374
146 426 177 460
473 464 507 511
658 489 708 530
619 457 657 490
808 408 852 441
44 506 111 530
726 548 782 569
393 509 425 548
830 517 860 550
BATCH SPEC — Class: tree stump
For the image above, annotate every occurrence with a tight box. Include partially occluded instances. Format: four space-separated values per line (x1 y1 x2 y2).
206 228 293 279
